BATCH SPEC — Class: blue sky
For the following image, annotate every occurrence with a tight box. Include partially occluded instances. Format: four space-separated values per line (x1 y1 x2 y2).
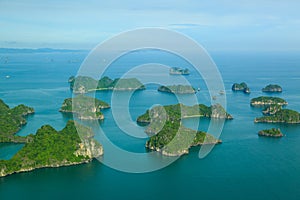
1 0 300 51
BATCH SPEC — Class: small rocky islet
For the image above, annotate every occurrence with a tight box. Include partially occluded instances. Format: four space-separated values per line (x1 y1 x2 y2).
169 67 190 75
262 84 282 93
158 85 196 94
258 128 283 138
232 82 250 94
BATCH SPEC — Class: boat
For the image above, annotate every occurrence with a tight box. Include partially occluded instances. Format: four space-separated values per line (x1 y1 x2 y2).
219 90 225 95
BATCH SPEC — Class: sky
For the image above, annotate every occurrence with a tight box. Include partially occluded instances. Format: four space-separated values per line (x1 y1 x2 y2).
1 0 300 51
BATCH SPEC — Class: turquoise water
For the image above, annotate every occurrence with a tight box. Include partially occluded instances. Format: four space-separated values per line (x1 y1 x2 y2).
1 50 300 199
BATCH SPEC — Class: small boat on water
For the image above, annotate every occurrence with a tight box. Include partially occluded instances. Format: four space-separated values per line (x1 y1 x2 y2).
219 90 225 95
5 75 10 79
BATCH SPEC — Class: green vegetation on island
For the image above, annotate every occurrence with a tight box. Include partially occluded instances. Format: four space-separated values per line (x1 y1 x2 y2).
0 120 103 177
169 67 190 75
158 85 196 94
232 82 250 94
250 96 288 107
60 95 110 120
137 103 232 156
262 84 282 93
137 103 233 125
0 99 34 143
262 104 282 115
258 128 283 137
145 122 221 156
252 96 300 123
69 76 145 94
255 109 300 124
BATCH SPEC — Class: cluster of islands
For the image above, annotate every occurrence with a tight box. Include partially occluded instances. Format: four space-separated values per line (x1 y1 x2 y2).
0 72 299 177
0 99 103 177
69 75 197 95
250 96 300 124
232 83 282 94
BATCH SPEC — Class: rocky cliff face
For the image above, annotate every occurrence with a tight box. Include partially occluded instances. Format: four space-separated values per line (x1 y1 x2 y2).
0 121 104 178
77 114 104 120
75 139 103 158
0 168 6 177
251 101 287 106
262 105 282 115
211 104 233 119
76 85 86 94
0 139 104 178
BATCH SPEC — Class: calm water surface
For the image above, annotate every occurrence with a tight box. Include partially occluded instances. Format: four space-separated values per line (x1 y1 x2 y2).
0 50 300 200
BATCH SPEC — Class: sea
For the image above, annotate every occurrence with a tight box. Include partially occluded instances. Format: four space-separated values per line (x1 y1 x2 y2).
0 49 300 200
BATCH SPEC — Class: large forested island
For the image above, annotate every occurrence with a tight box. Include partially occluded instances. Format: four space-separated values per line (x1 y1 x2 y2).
137 103 233 125
158 85 196 94
232 82 250 94
255 109 300 123
0 120 103 177
137 103 232 156
68 76 145 94
60 95 110 120
262 84 282 93
0 99 34 143
250 96 288 106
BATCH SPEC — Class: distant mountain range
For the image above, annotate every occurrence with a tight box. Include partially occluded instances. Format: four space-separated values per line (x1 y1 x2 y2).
0 48 87 53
